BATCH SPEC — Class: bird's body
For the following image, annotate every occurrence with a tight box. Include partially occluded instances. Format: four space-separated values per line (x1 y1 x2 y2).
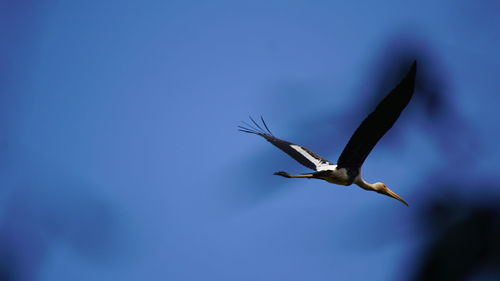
312 166 352 185
239 62 417 206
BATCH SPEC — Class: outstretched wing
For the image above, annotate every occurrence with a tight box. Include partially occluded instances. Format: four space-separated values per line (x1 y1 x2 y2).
337 61 417 168
239 117 332 171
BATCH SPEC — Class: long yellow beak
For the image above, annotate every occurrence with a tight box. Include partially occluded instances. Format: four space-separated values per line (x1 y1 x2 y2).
382 188 409 206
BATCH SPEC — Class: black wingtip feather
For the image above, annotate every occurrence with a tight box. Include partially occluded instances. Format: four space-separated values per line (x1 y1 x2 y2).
249 116 266 133
238 128 257 134
260 116 273 136
241 121 260 133
239 116 332 170
336 61 417 168
238 125 259 135
238 116 274 136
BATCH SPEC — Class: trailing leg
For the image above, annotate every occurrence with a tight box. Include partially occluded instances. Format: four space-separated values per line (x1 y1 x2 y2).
273 171 314 178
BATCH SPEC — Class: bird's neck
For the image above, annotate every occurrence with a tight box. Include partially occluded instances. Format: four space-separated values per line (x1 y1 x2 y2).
354 177 378 191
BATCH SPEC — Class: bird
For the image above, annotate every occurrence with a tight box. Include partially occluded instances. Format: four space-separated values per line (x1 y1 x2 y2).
239 61 417 206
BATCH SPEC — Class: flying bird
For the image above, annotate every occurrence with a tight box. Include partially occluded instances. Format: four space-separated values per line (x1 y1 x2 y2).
239 61 417 206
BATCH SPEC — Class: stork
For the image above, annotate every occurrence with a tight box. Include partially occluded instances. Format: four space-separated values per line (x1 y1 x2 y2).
239 62 417 206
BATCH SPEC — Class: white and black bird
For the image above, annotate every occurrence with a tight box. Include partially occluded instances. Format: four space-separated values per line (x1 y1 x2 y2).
239 62 417 206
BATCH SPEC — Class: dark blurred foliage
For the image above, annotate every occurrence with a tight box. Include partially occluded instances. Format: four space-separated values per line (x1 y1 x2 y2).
0 178 121 281
368 34 479 163
292 34 478 163
411 190 500 281
369 33 447 120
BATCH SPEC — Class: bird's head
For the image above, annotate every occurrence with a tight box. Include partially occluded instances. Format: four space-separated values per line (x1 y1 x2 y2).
374 182 409 206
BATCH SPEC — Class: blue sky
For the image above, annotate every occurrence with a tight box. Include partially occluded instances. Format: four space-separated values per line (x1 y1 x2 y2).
1 1 500 280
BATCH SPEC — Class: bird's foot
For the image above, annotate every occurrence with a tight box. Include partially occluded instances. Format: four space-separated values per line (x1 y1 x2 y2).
273 171 290 178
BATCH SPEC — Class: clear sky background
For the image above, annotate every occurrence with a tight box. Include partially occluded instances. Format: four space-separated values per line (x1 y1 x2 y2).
1 1 500 281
